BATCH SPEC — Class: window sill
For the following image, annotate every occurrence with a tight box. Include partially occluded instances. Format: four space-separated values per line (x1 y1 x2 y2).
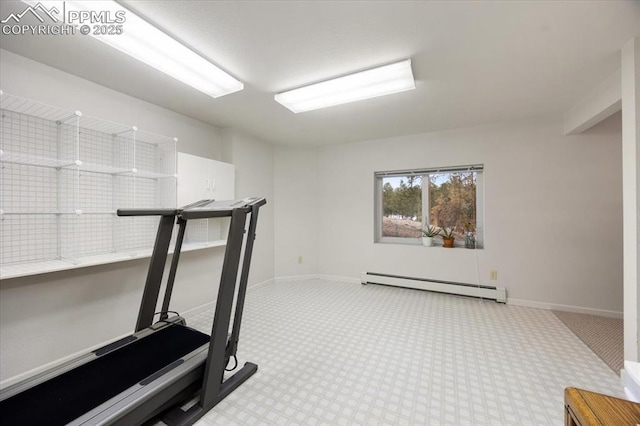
422 245 483 250
375 239 483 249
0 240 226 280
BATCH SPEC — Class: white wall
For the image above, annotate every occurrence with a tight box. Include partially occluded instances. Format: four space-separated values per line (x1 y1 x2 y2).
313 114 623 315
0 51 275 381
221 129 275 286
622 37 640 362
0 50 220 158
273 146 319 277
0 249 225 382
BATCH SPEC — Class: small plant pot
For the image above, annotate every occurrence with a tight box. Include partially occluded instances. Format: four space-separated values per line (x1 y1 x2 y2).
443 237 455 248
422 237 433 247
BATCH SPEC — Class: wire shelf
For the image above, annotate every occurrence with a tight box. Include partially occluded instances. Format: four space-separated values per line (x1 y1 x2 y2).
0 239 226 279
1 93 78 124
0 151 76 168
0 91 177 270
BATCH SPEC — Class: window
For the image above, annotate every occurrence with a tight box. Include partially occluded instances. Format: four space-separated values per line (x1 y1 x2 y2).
375 165 483 247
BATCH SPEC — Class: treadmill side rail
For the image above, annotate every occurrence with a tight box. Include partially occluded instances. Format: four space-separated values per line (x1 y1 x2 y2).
68 338 209 426
136 214 176 331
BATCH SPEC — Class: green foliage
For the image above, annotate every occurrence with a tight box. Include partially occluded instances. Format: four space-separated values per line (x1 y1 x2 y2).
441 227 455 238
429 172 476 236
382 182 395 216
422 224 440 237
381 176 422 219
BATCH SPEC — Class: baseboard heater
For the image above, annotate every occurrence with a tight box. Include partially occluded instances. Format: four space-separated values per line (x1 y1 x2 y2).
361 272 507 303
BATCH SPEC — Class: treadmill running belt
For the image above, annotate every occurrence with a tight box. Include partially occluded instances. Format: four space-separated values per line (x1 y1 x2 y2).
0 324 210 426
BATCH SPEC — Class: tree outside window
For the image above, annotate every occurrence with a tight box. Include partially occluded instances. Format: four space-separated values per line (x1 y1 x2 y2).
429 172 476 240
377 166 483 247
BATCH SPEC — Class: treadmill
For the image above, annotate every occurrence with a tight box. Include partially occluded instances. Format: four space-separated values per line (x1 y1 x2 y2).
0 197 266 426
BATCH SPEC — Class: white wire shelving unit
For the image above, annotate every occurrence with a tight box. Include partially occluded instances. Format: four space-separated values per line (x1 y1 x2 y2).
0 91 180 279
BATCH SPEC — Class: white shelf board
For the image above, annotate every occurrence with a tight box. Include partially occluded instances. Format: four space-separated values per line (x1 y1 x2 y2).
0 152 176 179
78 162 131 175
0 240 226 279
76 164 175 179
0 151 75 169
135 170 176 179
182 240 227 252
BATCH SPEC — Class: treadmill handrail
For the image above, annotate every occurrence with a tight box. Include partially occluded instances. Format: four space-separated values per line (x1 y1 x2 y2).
227 201 261 356
179 197 266 220
117 208 178 217
116 198 266 219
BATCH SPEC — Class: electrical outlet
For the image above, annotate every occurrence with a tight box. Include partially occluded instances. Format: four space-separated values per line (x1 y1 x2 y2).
490 270 498 280
298 256 303 264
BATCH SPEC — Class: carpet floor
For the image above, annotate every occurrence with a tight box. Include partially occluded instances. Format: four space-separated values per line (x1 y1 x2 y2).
552 311 623 373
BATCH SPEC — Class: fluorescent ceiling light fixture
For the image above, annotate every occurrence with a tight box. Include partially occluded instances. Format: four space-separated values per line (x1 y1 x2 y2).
22 0 243 98
275 59 415 113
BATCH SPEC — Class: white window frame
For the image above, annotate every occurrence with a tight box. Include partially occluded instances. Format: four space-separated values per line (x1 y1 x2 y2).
374 165 484 248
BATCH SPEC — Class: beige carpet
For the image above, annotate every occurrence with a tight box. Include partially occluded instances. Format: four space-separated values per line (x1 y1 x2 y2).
553 311 623 373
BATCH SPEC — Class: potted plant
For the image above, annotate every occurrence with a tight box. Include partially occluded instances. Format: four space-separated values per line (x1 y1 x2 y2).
441 227 455 248
464 222 476 249
422 224 440 246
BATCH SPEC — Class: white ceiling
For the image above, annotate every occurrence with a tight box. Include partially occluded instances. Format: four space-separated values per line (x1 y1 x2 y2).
1 1 638 145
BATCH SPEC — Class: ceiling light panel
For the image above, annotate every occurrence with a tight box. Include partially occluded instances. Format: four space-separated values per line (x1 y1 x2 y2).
21 0 243 98
275 59 415 113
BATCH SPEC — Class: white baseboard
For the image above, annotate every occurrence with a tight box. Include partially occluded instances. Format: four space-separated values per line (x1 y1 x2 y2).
275 274 320 282
0 330 133 389
274 274 361 284
507 298 623 319
181 278 274 319
181 301 215 319
273 276 623 319
317 274 360 284
249 277 275 288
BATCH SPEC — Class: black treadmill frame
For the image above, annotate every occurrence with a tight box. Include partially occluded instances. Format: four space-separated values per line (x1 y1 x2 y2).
118 197 266 425
0 197 266 426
